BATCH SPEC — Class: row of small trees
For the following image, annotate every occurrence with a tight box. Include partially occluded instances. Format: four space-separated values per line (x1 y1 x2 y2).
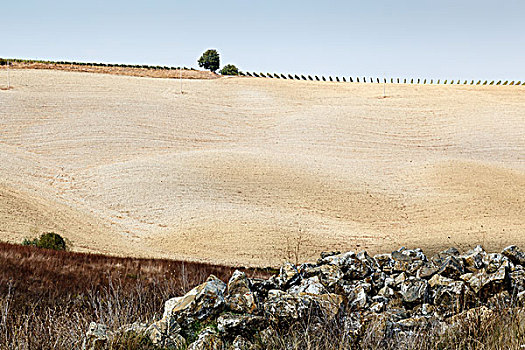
241 72 524 85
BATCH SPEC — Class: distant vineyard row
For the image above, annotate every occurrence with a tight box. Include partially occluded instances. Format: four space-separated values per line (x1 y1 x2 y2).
0 58 197 71
240 72 525 86
1 58 522 85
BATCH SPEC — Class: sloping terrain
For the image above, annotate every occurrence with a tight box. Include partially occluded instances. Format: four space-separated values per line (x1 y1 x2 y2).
0 69 523 266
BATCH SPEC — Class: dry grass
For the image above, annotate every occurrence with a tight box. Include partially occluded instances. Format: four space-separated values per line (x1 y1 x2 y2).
0 242 270 350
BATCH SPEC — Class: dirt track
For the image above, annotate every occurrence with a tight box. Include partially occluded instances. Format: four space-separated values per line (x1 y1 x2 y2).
0 69 523 266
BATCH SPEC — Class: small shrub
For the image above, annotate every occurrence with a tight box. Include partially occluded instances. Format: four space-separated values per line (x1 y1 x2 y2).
315 76 320 81
329 76 333 82
349 77 353 82
219 64 239 76
288 74 294 80
342 77 346 82
335 77 340 82
503 81 508 85
294 74 300 80
253 72 260 77
259 73 266 78
22 232 67 251
280 74 287 79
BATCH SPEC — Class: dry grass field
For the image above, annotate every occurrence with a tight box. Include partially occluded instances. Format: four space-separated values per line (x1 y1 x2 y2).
0 68 523 266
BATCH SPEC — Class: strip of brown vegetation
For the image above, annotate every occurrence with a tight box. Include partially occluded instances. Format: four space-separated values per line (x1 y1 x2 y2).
0 242 270 349
5 62 219 79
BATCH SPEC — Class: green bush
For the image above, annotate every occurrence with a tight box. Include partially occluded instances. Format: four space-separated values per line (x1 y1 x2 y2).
23 232 67 251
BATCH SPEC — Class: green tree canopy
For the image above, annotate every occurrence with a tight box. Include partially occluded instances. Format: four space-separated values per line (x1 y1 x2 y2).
198 49 220 72
219 64 239 76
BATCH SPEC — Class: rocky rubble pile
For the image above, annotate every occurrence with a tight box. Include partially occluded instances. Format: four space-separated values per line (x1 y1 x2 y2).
84 245 525 349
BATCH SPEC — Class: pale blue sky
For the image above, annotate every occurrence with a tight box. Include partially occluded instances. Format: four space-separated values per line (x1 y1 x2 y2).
4 0 524 80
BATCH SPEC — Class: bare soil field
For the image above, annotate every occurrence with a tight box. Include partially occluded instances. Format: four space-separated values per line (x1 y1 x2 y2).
0 68 523 266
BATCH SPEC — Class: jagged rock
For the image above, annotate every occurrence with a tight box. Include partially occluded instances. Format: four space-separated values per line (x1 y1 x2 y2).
510 267 525 295
318 251 356 267
226 271 257 314
502 245 525 266
414 303 435 317
226 293 257 314
461 246 485 272
467 265 508 297
400 278 429 304
82 322 110 350
146 319 184 348
188 327 224 350
357 251 379 272
288 276 327 295
228 270 251 295
392 248 426 274
249 278 276 301
163 275 227 331
344 255 373 280
344 282 369 309
316 264 344 291
320 251 341 259
394 272 408 287
370 300 386 313
227 335 258 350
437 256 464 279
428 274 455 288
386 306 409 322
217 314 266 337
366 271 387 292
374 253 395 273
417 262 439 280
264 289 344 323
277 262 300 289
263 289 309 323
484 253 513 274
432 281 475 317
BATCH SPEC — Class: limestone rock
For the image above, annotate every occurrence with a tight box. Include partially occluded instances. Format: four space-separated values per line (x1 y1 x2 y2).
82 322 110 350
163 275 227 330
400 278 429 304
277 262 300 289
146 319 185 348
217 314 266 337
502 245 525 266
288 276 327 295
188 327 224 350
227 335 258 350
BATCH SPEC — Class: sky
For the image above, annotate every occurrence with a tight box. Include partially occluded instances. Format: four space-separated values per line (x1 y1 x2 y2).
3 0 525 81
